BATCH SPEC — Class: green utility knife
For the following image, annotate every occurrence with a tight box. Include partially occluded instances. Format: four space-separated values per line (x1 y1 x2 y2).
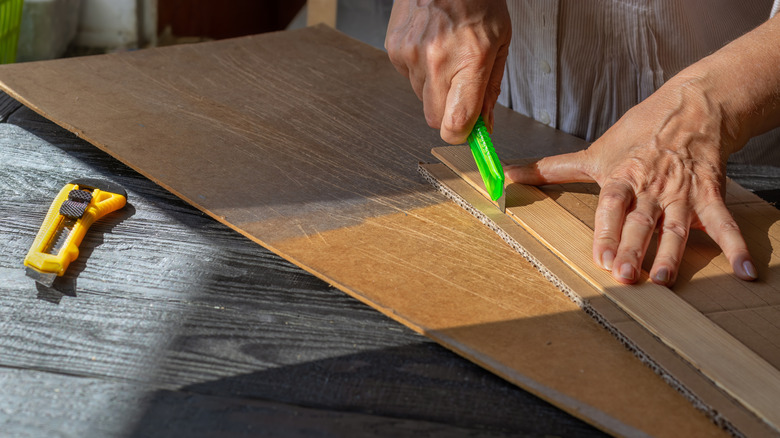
467 115 505 213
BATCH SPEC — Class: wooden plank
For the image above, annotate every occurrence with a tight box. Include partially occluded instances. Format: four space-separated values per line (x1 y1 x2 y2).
0 119 606 438
431 145 780 434
0 26 732 436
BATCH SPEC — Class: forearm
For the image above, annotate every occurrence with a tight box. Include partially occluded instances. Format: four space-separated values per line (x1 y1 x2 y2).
671 13 780 154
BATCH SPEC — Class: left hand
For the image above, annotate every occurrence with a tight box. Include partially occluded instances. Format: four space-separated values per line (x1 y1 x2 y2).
505 74 757 286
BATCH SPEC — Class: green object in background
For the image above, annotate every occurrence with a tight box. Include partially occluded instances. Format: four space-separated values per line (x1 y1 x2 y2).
0 0 24 64
467 115 506 208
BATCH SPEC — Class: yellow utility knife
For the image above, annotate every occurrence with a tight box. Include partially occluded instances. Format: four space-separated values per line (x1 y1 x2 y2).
24 178 127 286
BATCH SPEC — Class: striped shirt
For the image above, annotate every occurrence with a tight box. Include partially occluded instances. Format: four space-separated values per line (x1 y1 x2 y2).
497 0 780 165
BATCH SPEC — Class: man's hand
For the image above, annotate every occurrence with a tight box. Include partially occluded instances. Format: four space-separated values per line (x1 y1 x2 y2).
505 76 756 286
385 0 511 144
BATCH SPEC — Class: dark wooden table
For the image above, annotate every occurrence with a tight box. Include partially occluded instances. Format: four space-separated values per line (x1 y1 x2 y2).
0 92 611 436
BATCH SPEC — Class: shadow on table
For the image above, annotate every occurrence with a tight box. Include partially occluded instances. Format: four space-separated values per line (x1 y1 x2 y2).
126 342 606 438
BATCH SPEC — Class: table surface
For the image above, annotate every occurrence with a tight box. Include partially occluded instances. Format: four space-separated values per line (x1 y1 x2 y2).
0 92 611 437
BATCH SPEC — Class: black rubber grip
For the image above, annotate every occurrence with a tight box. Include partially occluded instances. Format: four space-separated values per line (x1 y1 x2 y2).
60 199 88 219
68 189 93 203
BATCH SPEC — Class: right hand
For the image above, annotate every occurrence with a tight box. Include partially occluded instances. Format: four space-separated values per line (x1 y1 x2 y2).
385 0 512 144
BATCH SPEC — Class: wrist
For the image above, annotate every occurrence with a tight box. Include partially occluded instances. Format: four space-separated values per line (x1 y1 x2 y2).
668 61 749 157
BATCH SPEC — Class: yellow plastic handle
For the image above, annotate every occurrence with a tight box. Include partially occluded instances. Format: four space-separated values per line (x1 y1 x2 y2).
24 181 127 277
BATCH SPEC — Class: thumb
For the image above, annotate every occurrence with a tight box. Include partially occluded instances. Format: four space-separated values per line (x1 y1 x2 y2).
505 151 594 185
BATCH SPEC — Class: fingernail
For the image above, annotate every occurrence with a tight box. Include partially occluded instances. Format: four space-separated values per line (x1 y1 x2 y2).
619 263 635 281
654 267 670 284
601 250 615 271
743 260 758 280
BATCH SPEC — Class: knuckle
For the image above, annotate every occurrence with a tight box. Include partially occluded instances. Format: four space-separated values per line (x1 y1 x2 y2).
661 219 689 241
404 45 421 65
593 229 619 246
388 50 416 75
386 48 404 66
599 188 632 209
701 182 725 201
386 47 400 63
384 33 401 53
718 218 741 234
398 40 419 59
619 247 644 264
425 44 448 67
625 210 656 228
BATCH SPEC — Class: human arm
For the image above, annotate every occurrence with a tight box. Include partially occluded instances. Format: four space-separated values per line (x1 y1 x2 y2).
384 0 511 143
505 13 780 286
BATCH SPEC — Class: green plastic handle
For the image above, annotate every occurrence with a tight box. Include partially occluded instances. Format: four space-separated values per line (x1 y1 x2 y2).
467 116 505 201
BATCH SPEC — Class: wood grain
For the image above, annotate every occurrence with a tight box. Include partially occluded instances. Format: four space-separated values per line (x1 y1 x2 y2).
432 145 780 435
0 27 734 436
